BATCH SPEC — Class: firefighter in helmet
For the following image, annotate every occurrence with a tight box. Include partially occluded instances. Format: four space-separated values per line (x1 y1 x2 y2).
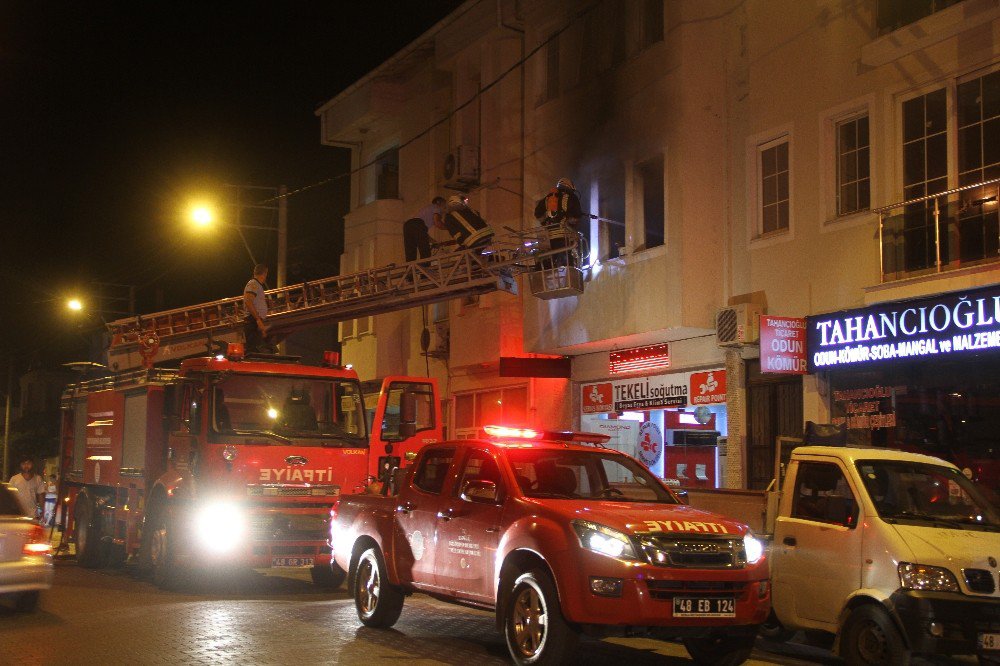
534 177 582 266
443 194 494 252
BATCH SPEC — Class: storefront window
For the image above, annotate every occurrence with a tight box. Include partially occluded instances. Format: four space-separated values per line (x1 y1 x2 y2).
829 355 1000 495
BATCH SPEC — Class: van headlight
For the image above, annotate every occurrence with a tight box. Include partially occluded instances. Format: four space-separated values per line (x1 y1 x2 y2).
898 563 959 592
572 520 638 560
743 533 765 564
194 502 245 553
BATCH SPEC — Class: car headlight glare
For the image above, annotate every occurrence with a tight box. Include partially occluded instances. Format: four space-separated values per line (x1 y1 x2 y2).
195 502 245 553
572 520 638 560
898 563 959 592
743 533 765 564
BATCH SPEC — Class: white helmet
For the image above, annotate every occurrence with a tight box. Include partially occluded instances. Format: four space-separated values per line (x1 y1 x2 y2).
447 194 467 209
556 177 575 191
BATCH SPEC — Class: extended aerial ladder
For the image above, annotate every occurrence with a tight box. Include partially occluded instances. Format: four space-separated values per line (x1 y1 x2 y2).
105 226 586 370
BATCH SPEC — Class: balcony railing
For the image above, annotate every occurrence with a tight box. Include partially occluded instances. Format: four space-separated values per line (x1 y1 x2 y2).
876 177 1000 283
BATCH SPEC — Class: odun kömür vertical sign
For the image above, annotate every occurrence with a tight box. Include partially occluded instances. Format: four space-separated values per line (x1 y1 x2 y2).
760 316 807 374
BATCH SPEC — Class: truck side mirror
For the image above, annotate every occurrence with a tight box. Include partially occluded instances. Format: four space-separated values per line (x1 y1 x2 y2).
399 389 417 440
461 479 498 504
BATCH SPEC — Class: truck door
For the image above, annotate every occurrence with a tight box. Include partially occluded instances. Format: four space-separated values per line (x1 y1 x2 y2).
772 459 863 628
369 377 442 482
434 448 505 601
392 446 456 591
166 382 203 487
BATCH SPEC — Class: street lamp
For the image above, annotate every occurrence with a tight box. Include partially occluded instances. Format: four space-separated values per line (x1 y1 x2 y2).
67 298 83 312
187 185 288 288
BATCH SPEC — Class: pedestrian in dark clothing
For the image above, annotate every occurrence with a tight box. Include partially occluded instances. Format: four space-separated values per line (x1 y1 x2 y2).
243 264 272 353
443 195 494 251
403 196 446 261
534 177 583 266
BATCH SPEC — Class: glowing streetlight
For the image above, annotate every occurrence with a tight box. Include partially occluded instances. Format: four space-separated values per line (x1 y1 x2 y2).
67 298 83 312
190 205 215 228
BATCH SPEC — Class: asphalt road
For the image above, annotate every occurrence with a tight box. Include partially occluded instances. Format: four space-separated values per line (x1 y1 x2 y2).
0 560 972 665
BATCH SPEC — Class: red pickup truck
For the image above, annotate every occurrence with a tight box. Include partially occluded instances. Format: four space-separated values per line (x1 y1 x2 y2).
329 426 770 665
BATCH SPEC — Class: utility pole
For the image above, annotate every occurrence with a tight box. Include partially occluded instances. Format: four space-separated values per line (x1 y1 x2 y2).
2 363 12 481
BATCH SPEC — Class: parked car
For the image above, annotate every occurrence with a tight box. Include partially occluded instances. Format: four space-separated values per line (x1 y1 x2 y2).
0 483 54 612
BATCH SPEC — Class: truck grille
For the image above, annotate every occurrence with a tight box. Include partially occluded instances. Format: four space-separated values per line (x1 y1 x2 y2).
247 484 340 498
248 512 329 542
964 568 996 594
646 579 748 601
638 536 744 569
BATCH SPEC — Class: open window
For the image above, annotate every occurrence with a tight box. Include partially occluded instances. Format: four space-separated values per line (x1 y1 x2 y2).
791 461 859 527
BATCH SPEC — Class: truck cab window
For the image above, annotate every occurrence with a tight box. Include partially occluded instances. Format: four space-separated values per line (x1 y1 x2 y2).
791 462 859 527
455 450 504 500
381 382 435 440
413 448 455 495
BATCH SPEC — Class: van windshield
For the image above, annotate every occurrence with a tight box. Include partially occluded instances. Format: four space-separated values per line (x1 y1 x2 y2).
856 459 1000 531
212 375 367 445
505 448 677 503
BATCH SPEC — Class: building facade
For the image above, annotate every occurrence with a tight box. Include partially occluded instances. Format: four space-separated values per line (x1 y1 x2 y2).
317 0 1000 491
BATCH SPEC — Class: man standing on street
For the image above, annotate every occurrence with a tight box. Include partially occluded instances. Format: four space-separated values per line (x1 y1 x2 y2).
9 456 45 519
403 196 446 261
243 263 271 353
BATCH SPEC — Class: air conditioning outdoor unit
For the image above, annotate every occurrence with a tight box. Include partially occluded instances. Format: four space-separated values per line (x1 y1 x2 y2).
716 303 763 346
442 145 480 188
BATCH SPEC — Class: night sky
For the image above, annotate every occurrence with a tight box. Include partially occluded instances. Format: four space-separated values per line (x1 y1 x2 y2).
0 1 463 368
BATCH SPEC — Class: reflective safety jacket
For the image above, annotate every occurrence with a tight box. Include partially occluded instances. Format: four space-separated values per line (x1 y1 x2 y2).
444 206 493 248
534 188 582 240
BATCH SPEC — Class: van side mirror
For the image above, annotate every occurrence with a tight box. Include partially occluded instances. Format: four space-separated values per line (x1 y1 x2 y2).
461 479 498 504
399 389 417 440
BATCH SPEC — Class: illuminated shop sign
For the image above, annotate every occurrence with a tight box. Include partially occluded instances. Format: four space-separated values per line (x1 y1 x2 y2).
581 369 726 413
806 284 1000 372
610 344 670 374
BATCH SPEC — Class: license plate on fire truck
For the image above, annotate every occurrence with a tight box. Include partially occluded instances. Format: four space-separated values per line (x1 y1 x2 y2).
980 633 1000 651
672 597 736 618
271 557 314 567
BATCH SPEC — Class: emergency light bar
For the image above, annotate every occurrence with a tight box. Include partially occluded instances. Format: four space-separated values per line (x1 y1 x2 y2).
483 425 611 445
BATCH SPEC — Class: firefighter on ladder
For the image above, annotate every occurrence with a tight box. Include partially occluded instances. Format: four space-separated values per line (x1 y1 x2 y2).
534 177 582 267
443 195 494 253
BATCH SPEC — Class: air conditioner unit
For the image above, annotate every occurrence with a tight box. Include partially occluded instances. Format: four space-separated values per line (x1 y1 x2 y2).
716 303 763 346
442 145 480 187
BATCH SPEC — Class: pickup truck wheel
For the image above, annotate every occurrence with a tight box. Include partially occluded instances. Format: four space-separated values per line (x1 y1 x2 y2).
504 569 578 665
311 562 347 590
682 628 757 666
354 548 403 628
74 496 106 569
841 605 909 665
760 610 796 643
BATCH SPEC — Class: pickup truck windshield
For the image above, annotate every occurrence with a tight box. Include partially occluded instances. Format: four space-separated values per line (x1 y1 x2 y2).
506 449 676 502
212 375 367 445
856 459 1000 531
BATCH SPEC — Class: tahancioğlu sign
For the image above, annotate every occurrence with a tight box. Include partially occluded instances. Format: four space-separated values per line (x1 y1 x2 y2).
806 284 1000 373
581 369 726 413
760 316 807 375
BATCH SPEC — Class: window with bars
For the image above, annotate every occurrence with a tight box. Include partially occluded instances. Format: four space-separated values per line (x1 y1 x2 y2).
453 386 528 438
759 139 789 235
836 115 871 216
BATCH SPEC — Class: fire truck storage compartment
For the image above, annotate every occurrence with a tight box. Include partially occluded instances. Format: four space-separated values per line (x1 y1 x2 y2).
72 398 88 473
122 390 148 470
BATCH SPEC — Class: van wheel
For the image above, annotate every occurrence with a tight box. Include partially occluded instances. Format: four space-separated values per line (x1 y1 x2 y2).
353 547 403 627
13 591 40 613
144 508 182 590
503 568 578 665
760 610 796 643
683 628 757 666
840 605 910 665
311 562 347 590
74 496 106 568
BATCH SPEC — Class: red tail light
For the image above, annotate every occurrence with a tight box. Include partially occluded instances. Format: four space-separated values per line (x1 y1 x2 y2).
23 525 51 556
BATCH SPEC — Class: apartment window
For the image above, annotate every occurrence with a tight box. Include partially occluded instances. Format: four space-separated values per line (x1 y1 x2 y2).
901 89 948 272
836 115 871 216
599 167 626 259
876 0 963 35
453 386 528 438
540 34 559 104
759 139 789 235
957 70 1000 263
637 156 664 250
641 0 664 48
375 148 399 200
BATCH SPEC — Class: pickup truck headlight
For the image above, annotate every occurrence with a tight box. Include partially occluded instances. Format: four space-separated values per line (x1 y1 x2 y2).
743 533 764 564
898 562 959 592
572 520 638 560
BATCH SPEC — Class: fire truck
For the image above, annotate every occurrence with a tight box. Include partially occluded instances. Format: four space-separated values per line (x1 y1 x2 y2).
59 226 583 588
